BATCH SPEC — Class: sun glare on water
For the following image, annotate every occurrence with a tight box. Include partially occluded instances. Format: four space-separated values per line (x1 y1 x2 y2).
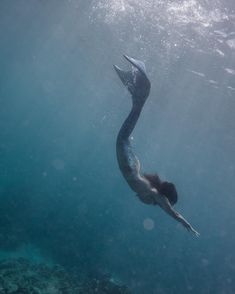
90 0 234 62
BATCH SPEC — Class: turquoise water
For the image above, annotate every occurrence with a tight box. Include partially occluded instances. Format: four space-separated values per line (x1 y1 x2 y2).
0 1 235 293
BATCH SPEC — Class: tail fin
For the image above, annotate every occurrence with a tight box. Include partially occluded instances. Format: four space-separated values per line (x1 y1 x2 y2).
113 65 136 96
114 55 150 101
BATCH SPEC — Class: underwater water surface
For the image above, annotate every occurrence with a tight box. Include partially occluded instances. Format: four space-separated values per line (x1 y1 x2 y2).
0 0 235 293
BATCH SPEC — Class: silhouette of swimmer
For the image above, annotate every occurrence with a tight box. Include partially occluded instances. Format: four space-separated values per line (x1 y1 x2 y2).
114 55 199 236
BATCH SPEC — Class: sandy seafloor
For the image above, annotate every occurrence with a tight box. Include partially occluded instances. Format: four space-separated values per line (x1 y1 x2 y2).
0 1 235 293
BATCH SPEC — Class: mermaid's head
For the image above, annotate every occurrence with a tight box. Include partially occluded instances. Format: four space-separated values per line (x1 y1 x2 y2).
144 173 178 206
160 181 178 206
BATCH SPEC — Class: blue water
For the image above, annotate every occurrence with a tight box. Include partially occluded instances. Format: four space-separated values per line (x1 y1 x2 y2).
0 1 235 293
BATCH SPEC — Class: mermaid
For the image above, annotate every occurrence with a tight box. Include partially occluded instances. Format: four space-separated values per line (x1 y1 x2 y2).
114 55 199 236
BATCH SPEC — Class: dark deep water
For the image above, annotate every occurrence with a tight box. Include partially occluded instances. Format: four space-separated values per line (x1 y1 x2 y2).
0 0 235 293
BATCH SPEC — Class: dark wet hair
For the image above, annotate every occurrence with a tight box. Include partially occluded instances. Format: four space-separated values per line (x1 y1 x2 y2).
144 173 178 206
160 181 178 206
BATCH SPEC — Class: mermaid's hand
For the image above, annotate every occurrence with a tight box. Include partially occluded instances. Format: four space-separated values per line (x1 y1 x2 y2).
189 227 200 237
184 222 200 237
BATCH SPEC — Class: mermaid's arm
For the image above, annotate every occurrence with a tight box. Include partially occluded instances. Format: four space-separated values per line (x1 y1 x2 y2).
157 196 200 237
